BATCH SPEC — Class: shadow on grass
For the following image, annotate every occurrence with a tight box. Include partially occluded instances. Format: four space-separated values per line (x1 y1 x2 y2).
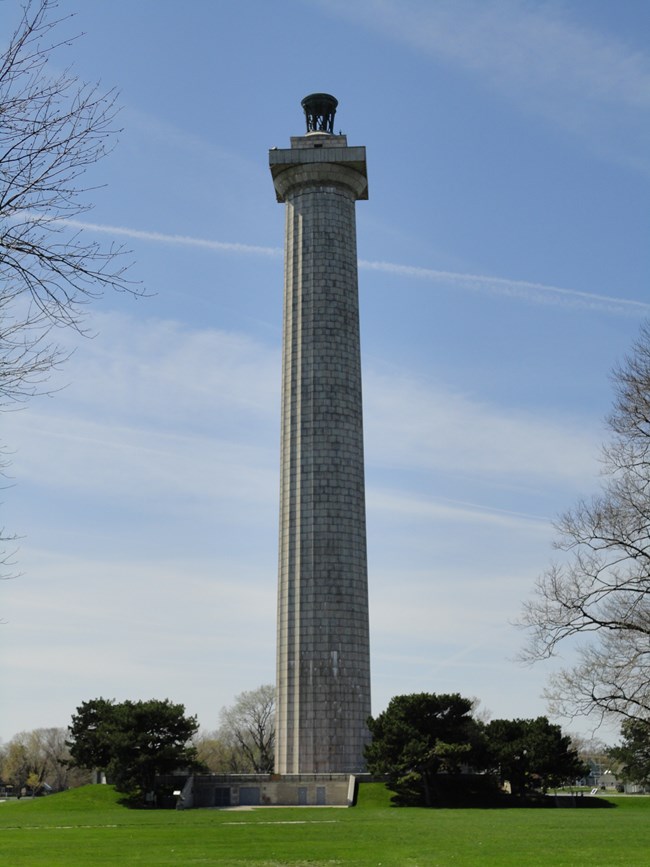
360 774 619 810
115 792 175 809
386 792 616 810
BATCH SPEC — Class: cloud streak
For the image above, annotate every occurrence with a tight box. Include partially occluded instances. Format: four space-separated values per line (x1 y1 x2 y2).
369 488 551 531
55 218 282 258
2 311 601 739
364 368 601 486
359 260 649 316
316 0 650 174
3 308 600 612
54 218 649 317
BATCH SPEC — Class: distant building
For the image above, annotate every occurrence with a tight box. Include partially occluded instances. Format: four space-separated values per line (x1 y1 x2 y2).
582 754 625 791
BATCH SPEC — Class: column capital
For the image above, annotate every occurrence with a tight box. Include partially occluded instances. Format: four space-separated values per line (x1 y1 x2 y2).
270 144 368 202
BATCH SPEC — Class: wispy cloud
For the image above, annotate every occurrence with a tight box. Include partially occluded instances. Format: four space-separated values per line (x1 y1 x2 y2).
2 550 276 731
369 488 550 531
5 313 279 513
3 310 597 736
364 368 601 486
316 0 650 173
54 218 648 316
9 411 278 515
47 313 280 426
4 310 600 555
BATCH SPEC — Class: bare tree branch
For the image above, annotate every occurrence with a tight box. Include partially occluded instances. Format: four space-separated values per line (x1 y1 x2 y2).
520 322 650 724
0 0 147 572
0 0 145 409
218 685 275 773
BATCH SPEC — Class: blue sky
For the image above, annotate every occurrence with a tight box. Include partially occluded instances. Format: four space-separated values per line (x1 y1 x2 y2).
2 0 649 744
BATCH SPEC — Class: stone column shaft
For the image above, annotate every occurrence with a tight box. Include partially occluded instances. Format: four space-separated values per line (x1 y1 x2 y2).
271 132 371 774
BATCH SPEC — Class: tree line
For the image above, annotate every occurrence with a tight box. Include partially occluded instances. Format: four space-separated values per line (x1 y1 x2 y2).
0 685 275 805
0 684 637 808
365 692 588 806
6 684 650 807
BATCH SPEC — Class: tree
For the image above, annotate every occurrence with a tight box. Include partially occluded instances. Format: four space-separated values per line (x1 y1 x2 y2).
570 734 614 790
192 730 238 773
1 734 39 792
1 0 141 405
0 727 90 792
65 698 118 772
217 684 275 773
485 717 587 796
520 322 650 726
1 0 143 574
365 692 486 806
609 718 650 789
67 698 200 804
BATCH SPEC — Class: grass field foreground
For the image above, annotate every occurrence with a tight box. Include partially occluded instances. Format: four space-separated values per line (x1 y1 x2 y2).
2 784 650 866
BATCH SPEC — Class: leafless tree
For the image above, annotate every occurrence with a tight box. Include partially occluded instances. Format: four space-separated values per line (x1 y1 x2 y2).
1 0 143 406
520 322 650 726
192 730 242 774
217 684 275 773
0 0 144 572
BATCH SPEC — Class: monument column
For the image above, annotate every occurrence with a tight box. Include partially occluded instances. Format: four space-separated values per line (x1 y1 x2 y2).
270 94 371 774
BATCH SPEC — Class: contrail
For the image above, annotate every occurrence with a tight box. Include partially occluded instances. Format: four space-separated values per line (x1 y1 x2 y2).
56 218 282 258
359 260 650 316
54 218 649 316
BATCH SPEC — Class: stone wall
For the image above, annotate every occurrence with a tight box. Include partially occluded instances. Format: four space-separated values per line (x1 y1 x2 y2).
179 773 355 808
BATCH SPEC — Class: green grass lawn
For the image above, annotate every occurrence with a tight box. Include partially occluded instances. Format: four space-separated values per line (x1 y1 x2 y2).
1 784 649 866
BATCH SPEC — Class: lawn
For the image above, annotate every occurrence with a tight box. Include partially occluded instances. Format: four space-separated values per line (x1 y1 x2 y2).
1 784 649 866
